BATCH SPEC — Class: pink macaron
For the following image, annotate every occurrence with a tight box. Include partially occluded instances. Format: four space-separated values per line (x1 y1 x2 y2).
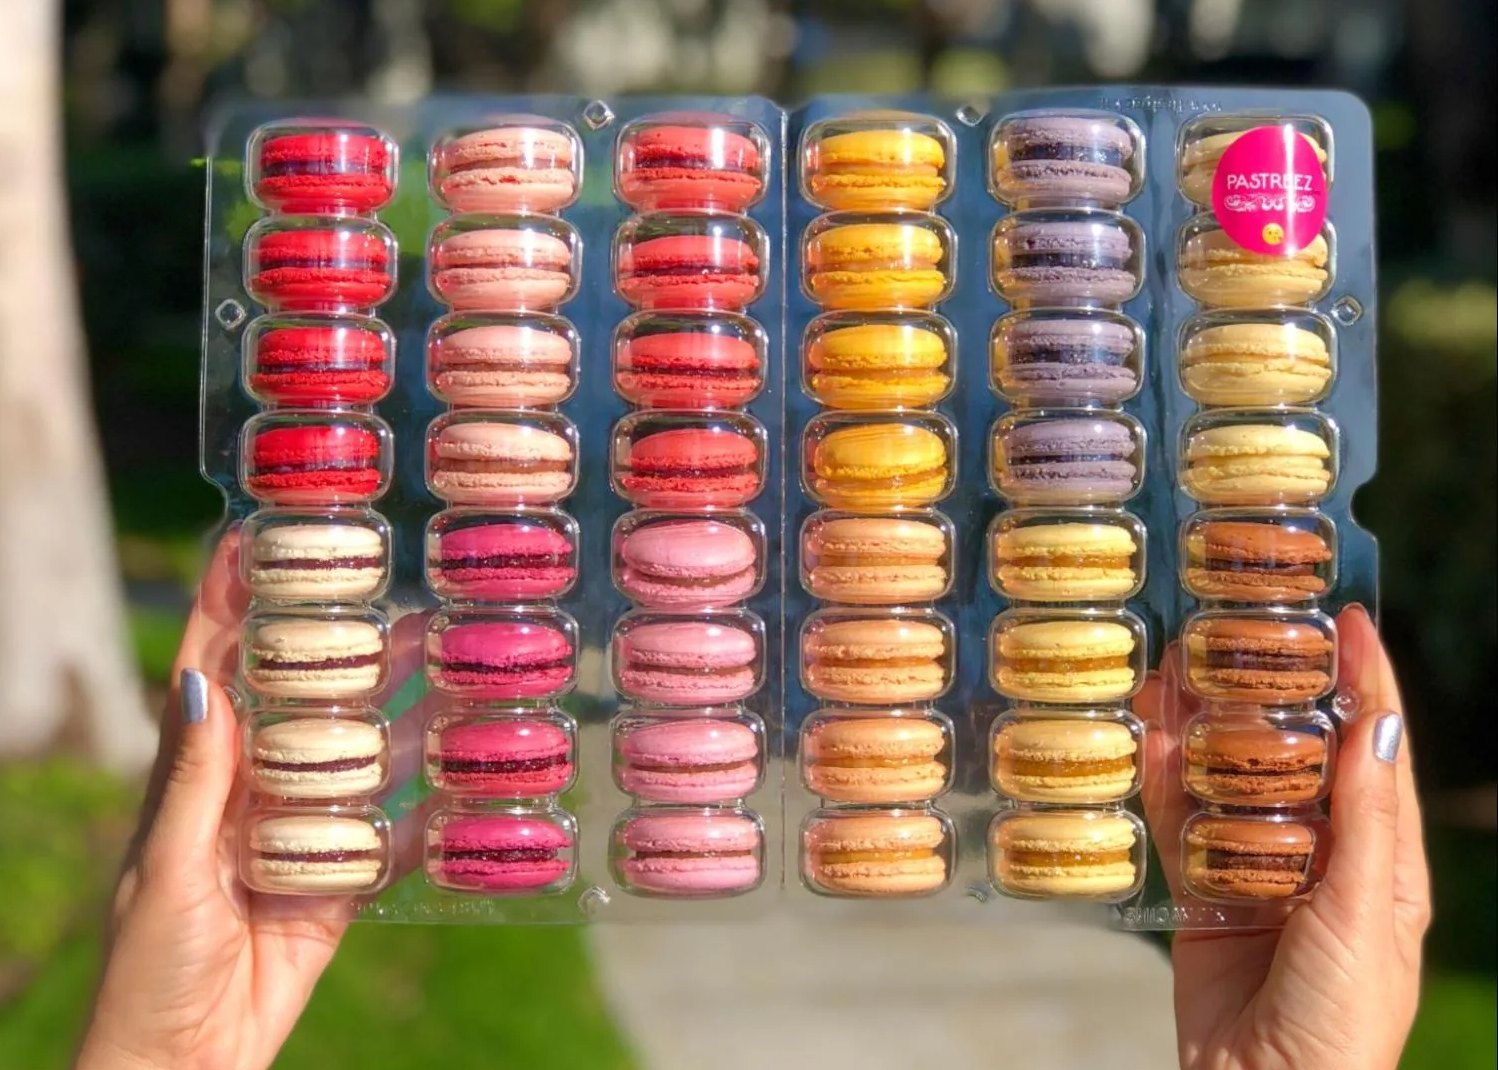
616 717 761 804
431 619 575 700
428 320 576 407
428 718 574 798
430 224 577 311
433 125 579 214
614 619 761 705
616 519 759 608
616 811 762 897
430 520 576 601
427 813 573 893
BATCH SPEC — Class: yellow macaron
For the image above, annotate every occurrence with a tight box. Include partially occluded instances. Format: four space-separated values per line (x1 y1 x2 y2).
1180 129 1329 206
809 422 950 510
806 222 950 310
808 128 948 211
1183 424 1333 505
805 322 952 409
991 811 1140 900
1180 322 1333 406
993 717 1139 804
1179 229 1330 308
992 619 1138 703
992 522 1139 602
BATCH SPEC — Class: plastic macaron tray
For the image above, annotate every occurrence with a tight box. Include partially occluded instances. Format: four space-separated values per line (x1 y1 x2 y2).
201 89 1377 929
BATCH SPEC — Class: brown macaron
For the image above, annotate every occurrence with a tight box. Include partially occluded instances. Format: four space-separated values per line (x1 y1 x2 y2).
1185 617 1334 704
1183 719 1329 805
1184 816 1316 900
1185 521 1332 603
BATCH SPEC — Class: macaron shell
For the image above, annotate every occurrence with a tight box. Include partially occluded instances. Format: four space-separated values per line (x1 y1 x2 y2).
616 331 763 408
617 520 759 608
251 718 387 798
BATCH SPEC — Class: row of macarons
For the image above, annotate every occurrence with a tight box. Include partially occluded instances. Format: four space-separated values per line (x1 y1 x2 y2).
242 110 1331 218
234 408 1342 514
237 606 1340 710
242 801 1322 905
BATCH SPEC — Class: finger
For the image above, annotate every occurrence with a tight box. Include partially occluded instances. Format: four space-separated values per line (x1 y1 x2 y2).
1135 643 1194 901
138 668 240 889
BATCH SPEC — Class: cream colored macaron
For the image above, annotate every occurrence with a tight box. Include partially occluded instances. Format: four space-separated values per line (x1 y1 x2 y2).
1180 322 1333 406
991 811 1140 900
1183 424 1333 506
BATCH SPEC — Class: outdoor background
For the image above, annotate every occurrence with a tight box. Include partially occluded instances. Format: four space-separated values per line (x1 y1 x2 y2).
0 0 1493 1068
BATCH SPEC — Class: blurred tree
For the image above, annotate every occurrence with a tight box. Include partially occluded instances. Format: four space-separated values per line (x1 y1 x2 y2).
0 0 154 770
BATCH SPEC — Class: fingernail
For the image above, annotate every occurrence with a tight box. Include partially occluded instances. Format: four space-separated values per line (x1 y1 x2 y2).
180 668 209 725
1373 712 1403 763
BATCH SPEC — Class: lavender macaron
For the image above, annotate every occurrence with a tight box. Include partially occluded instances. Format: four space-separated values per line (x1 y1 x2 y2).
992 312 1141 405
992 114 1140 206
994 416 1142 504
992 212 1141 306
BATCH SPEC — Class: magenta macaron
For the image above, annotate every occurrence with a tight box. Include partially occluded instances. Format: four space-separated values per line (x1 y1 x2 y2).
431 619 574 700
614 619 760 705
429 718 574 798
616 519 759 608
428 814 573 893
430 521 577 601
616 718 760 804
615 811 762 897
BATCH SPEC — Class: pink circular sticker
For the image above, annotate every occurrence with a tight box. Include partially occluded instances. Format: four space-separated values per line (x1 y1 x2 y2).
1210 125 1328 256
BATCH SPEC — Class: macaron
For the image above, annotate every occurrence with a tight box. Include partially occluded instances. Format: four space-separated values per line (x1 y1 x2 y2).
429 520 576 601
428 718 574 798
810 422 950 510
802 716 947 804
247 322 392 405
428 322 575 407
1184 519 1333 603
803 617 948 704
252 127 395 213
615 328 763 409
993 619 1137 704
1184 719 1330 806
247 522 387 601
246 224 395 311
245 814 386 894
433 126 579 213
1179 230 1330 308
616 519 759 608
618 426 762 509
802 811 949 898
806 128 948 211
803 516 948 604
431 619 575 700
246 422 386 506
805 321 952 409
616 811 762 897
615 620 760 705
992 216 1139 306
428 419 576 506
1184 816 1316 900
1182 424 1332 505
430 225 576 311
616 234 762 310
992 521 1138 602
616 718 761 804
1184 616 1334 704
995 418 1139 504
805 222 949 310
993 717 1138 803
1180 129 1329 207
990 812 1140 900
992 115 1137 206
248 717 387 799
427 814 573 893
991 314 1140 405
245 617 385 700
617 122 764 212
1179 322 1333 406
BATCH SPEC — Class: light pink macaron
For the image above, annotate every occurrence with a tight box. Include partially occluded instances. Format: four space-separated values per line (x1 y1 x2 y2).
427 419 576 505
614 619 760 705
616 811 762 897
616 519 759 608
616 717 760 803
435 126 579 213
430 226 576 312
429 322 576 407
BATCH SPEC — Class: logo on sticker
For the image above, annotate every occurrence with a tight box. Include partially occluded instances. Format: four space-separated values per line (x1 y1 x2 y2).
1210 125 1328 256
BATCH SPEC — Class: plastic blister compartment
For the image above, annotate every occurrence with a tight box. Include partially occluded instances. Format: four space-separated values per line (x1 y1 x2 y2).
241 805 392 896
425 607 580 702
803 309 956 410
1181 811 1325 903
428 213 581 312
800 707 954 805
1181 508 1337 604
242 312 395 406
801 508 955 605
989 109 1144 208
800 807 954 898
991 707 1144 805
423 707 578 800
990 307 1144 408
802 210 956 311
799 112 955 212
803 411 957 511
990 410 1146 506
611 706 766 805
1182 709 1336 807
1177 113 1334 208
988 607 1147 705
611 609 766 707
611 806 766 899
241 507 392 603
244 707 391 801
429 119 583 214
987 507 1145 603
990 207 1143 307
243 215 397 312
610 410 768 510
425 807 578 895
242 606 390 702
800 606 956 706
615 113 771 213
612 509 766 609
1180 409 1338 507
1177 212 1335 309
425 409 580 508
425 311 580 409
613 211 768 311
1178 308 1337 408
246 120 398 215
1180 607 1338 706
989 809 1146 903
612 310 767 410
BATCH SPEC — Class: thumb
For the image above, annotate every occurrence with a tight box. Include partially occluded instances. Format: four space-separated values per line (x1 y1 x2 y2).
139 668 239 882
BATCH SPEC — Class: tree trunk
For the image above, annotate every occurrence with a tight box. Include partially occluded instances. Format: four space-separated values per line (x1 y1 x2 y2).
0 0 156 770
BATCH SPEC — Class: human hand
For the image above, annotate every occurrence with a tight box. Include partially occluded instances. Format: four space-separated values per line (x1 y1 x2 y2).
75 532 429 1070
1137 604 1430 1070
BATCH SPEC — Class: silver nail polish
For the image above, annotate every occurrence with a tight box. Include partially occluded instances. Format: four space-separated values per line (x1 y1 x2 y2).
1372 712 1402 763
181 668 209 725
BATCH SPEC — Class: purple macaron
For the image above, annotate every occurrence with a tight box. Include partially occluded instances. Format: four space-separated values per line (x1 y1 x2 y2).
992 313 1141 405
995 417 1141 504
993 115 1138 206
993 215 1140 306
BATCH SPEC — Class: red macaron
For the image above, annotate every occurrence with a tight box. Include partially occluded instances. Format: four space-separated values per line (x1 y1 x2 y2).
252 128 396 214
616 234 762 311
246 322 392 405
245 421 386 505
617 425 762 508
615 329 763 408
246 224 395 311
617 122 765 212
